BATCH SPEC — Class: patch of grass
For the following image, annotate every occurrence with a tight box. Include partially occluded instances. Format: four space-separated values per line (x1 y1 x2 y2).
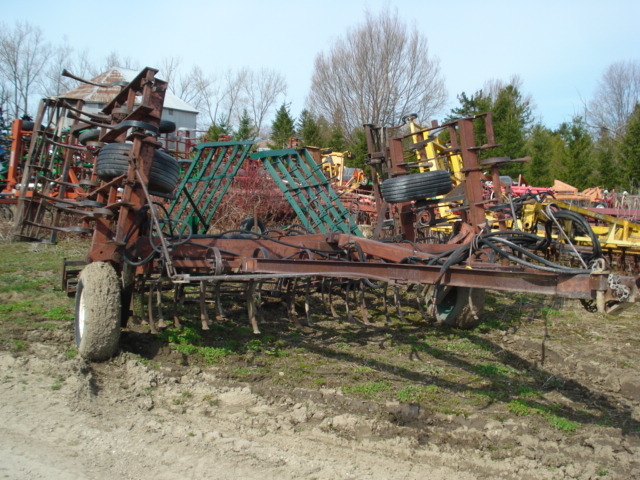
65 348 78 359
507 399 579 432
44 305 74 321
396 384 426 403
343 381 390 400
199 346 233 364
8 339 28 352
473 363 516 378
50 376 64 391
545 414 580 433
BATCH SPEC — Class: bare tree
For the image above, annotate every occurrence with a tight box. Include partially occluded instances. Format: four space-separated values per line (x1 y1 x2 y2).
158 56 183 94
588 60 640 136
307 9 446 139
101 50 139 72
0 21 51 118
243 68 287 137
481 75 534 106
39 41 75 98
224 68 248 127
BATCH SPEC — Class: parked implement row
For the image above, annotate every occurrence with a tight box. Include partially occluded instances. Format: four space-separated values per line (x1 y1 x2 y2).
10 68 640 361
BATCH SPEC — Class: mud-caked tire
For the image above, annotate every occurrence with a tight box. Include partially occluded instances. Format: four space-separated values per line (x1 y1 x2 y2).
75 262 121 361
381 170 452 204
431 286 485 329
96 143 180 194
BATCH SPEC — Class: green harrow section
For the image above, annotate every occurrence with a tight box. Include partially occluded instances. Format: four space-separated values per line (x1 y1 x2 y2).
250 148 361 236
167 143 361 236
167 141 255 234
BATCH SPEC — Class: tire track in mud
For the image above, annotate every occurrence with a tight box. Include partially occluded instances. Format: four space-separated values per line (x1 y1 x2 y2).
2 344 639 479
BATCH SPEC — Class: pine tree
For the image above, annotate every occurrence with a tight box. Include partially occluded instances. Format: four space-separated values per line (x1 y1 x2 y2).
556 116 594 190
234 109 255 141
327 124 346 152
297 109 323 147
345 127 368 170
524 124 553 186
269 103 295 149
594 134 622 190
446 84 533 178
619 104 640 191
205 114 231 142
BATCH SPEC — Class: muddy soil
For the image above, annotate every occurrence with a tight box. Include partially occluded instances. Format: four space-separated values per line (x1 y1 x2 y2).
1 300 639 480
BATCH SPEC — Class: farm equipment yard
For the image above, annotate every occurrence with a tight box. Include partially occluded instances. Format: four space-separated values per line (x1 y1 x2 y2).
0 67 639 479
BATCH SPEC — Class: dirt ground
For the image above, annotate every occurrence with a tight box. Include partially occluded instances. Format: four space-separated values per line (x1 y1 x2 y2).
0 228 638 479
1 295 639 480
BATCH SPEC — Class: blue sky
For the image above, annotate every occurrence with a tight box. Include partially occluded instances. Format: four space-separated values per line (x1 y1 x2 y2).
3 0 639 129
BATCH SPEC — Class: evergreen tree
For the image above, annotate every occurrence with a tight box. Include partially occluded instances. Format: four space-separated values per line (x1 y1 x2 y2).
205 114 231 142
491 85 532 164
594 134 622 190
345 127 368 170
234 109 255 141
327 124 346 152
446 83 533 178
268 103 295 149
297 109 323 147
555 116 594 190
619 104 640 191
524 124 553 186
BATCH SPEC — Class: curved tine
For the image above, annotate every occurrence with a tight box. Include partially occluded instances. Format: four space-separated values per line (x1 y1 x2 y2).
199 281 211 330
285 278 303 327
246 280 261 334
214 282 226 321
393 285 406 322
172 284 183 328
345 281 355 324
304 278 313 326
416 284 434 321
320 278 329 305
255 283 266 324
382 283 392 323
147 280 165 333
147 283 158 334
415 284 430 321
328 279 339 319
359 280 371 325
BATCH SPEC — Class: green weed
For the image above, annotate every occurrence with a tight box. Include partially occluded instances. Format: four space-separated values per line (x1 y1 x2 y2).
343 381 390 399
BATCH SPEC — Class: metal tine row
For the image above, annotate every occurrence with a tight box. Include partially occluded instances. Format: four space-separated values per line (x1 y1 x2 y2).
134 273 434 338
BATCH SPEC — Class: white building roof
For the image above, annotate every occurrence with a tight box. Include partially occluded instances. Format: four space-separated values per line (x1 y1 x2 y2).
58 66 199 114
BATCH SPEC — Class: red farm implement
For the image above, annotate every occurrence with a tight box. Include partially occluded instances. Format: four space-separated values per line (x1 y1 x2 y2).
9 68 639 361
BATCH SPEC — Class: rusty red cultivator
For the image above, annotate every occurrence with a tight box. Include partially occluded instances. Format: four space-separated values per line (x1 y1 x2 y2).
10 68 640 361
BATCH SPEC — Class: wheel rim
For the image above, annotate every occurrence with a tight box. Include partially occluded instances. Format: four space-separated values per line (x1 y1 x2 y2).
77 288 86 340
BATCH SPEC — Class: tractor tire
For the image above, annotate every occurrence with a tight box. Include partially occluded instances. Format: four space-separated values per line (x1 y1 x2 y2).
432 286 485 329
159 120 177 134
78 128 100 145
96 142 180 194
75 262 121 361
380 170 452 203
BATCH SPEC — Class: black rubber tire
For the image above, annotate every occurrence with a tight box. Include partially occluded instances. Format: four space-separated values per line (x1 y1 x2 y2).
96 143 180 194
433 286 485 329
159 120 176 134
75 262 121 361
380 170 452 203
78 128 100 145
239 217 266 233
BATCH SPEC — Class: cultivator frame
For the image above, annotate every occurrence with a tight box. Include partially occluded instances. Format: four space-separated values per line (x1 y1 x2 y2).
9 67 640 361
